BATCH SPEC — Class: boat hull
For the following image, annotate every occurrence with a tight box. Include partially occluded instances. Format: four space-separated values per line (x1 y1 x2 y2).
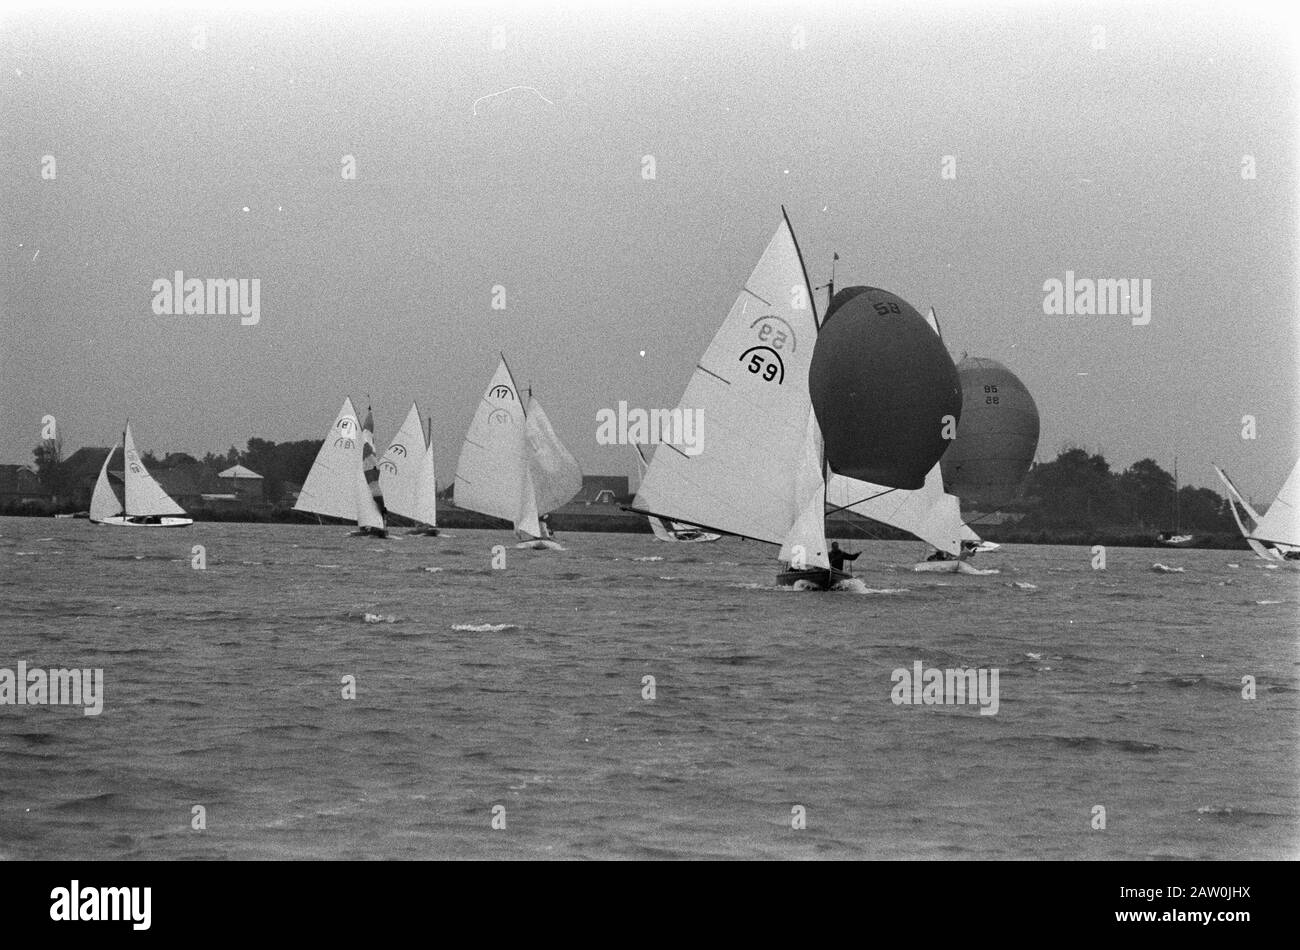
913 559 999 575
915 561 993 577
1156 535 1194 546
516 538 564 550
93 515 193 527
777 567 853 590
669 529 722 543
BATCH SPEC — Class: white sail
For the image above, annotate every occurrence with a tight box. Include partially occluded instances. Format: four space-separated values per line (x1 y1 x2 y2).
89 446 122 522
826 461 966 556
455 357 530 527
379 403 435 525
414 440 438 527
634 212 820 544
516 468 542 538
925 306 942 337
294 398 362 522
1215 465 1274 559
778 408 831 569
633 443 718 541
525 396 582 516
353 470 384 528
1253 458 1300 548
123 423 187 516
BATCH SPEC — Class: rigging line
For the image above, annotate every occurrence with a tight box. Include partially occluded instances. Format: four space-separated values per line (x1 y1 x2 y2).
823 486 899 518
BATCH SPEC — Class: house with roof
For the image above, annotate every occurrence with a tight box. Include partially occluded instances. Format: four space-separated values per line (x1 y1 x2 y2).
0 465 52 509
61 447 115 510
216 464 265 503
571 475 630 505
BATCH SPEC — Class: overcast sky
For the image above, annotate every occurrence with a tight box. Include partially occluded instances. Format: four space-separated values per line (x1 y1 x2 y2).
3 1 1296 500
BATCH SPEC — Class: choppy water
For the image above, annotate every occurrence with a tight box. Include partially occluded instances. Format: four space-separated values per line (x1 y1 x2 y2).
1 517 1297 860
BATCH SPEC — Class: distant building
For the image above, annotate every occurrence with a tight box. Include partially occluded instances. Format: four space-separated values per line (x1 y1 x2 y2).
61 447 115 510
0 465 52 507
152 463 206 510
573 475 630 505
216 464 265 503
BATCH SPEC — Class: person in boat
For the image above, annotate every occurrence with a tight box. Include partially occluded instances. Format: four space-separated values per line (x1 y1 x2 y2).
539 515 555 540
828 542 860 572
928 541 978 562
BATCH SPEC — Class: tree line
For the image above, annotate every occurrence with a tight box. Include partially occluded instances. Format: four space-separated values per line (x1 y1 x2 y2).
28 439 1246 534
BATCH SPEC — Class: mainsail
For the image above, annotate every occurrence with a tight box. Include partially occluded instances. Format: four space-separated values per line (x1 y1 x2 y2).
89 446 122 523
378 402 437 527
1216 461 1300 559
633 443 715 540
378 403 424 521
123 423 186 516
634 210 821 544
1252 458 1300 548
294 398 363 522
455 357 531 527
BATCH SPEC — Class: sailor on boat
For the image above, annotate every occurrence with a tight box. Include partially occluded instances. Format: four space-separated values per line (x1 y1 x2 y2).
925 540 979 562
539 515 556 540
828 542 860 572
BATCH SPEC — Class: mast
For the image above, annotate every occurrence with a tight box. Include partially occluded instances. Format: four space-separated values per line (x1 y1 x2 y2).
500 351 527 417
1173 456 1180 533
122 422 128 518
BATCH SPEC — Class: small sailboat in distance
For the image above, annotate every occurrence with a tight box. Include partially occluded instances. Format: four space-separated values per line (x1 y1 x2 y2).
294 397 387 537
1216 460 1300 560
1155 457 1193 546
89 422 193 527
454 355 582 550
379 403 438 535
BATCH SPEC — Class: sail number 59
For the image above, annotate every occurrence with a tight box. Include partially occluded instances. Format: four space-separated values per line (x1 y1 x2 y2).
747 353 779 381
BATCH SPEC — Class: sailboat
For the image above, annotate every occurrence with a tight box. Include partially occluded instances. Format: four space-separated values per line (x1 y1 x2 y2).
631 209 846 588
379 403 439 535
1215 460 1300 560
632 210 963 589
89 422 193 527
454 355 582 550
293 397 387 537
631 445 721 542
1156 457 1193 546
